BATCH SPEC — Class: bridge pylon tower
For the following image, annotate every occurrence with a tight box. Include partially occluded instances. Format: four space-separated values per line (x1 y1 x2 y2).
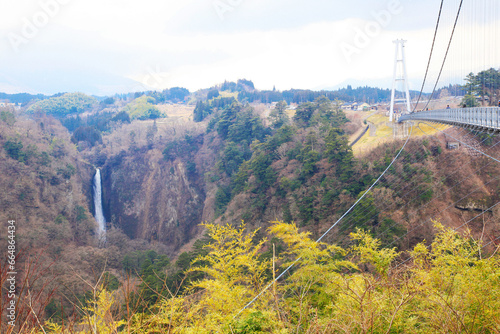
389 39 411 122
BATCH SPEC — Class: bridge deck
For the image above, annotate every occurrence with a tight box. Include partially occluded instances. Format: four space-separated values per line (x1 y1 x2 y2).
398 107 500 133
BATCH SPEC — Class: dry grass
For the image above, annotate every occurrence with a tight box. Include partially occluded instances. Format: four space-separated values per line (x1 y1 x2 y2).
285 108 296 118
218 91 239 99
157 104 195 121
352 112 450 156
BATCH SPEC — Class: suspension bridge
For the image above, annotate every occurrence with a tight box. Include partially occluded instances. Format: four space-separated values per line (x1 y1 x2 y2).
234 0 500 317
391 0 500 132
399 107 500 133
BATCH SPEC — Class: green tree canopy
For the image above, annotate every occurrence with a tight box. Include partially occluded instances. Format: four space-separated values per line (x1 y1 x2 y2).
462 68 500 105
268 100 289 129
26 93 97 115
124 95 163 120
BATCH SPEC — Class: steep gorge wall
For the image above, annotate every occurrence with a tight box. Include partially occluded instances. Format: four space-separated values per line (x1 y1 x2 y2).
0 114 98 255
101 147 206 254
212 134 500 249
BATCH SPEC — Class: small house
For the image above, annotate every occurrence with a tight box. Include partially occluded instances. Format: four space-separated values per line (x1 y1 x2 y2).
358 103 370 111
341 103 352 110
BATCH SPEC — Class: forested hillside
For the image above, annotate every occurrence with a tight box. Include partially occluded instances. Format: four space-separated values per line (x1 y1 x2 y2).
1 79 499 333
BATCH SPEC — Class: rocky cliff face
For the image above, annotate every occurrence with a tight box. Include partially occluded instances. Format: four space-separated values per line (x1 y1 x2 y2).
101 146 206 254
0 113 97 252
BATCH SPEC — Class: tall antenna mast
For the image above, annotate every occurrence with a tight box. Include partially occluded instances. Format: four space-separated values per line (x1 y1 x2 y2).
389 39 411 122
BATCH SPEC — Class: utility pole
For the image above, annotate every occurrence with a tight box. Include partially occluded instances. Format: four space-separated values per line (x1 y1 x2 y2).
389 39 411 122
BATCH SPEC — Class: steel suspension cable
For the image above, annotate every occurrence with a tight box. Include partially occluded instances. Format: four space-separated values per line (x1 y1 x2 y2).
422 0 464 112
233 124 414 318
413 0 445 111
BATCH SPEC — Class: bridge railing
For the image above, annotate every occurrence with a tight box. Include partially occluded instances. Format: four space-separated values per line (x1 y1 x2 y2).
398 107 500 132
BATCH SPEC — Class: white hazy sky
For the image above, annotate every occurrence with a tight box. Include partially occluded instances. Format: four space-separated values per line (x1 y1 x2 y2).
0 0 498 95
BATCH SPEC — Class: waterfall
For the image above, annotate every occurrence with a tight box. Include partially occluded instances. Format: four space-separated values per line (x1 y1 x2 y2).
93 168 106 237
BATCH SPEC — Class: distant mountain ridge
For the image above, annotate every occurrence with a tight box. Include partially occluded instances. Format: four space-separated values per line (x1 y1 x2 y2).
0 92 51 105
0 78 446 108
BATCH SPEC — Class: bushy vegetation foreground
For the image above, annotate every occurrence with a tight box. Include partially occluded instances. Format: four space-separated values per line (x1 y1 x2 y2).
7 221 499 334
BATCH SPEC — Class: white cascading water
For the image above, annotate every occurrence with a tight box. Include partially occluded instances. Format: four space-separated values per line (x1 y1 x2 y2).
93 168 106 238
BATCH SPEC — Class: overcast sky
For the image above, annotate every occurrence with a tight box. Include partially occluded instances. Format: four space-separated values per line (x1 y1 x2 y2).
1 0 498 95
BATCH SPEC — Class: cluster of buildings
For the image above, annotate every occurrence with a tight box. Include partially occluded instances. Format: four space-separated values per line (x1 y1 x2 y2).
341 102 381 112
267 101 386 113
0 102 22 109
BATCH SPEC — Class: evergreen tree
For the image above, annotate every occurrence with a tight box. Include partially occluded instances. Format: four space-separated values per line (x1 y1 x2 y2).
292 102 315 128
268 100 289 129
324 127 355 181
